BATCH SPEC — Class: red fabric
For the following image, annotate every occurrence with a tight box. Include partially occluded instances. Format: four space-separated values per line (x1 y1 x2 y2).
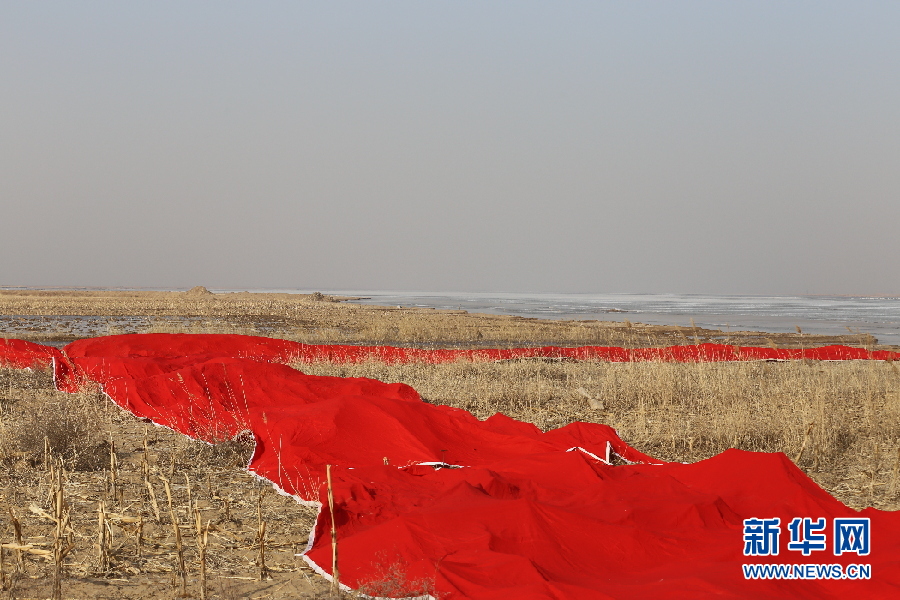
0 337 65 369
2 333 899 598
52 334 900 375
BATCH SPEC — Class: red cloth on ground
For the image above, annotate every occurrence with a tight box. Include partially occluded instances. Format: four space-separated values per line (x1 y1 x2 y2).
2 333 898 598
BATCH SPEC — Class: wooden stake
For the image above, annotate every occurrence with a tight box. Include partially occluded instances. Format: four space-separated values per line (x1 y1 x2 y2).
327 464 340 593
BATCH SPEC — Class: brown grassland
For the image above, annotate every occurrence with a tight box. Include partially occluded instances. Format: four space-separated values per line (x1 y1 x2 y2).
0 289 898 599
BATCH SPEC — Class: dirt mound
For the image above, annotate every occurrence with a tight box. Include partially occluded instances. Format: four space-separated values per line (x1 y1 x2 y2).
185 286 213 296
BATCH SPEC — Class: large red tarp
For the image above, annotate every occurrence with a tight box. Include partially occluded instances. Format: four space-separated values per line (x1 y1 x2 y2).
2 334 899 598
0 337 65 370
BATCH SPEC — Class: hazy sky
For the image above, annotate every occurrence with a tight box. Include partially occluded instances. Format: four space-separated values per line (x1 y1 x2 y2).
2 2 898 295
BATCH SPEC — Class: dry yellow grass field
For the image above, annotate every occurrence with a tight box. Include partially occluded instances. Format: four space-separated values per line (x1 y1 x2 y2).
0 289 897 598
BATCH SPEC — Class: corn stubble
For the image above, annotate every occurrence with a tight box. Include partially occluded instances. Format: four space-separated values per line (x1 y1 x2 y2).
0 367 324 599
1 357 899 598
0 290 897 597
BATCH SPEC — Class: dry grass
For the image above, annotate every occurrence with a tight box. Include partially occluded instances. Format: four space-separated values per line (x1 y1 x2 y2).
1 289 898 597
0 367 325 599
0 289 883 349
2 388 109 472
0 366 442 599
299 358 900 511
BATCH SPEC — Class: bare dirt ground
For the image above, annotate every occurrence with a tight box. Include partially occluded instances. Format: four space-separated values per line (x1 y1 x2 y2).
0 289 897 599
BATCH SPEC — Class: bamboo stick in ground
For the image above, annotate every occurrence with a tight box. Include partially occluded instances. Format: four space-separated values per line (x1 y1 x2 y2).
327 464 340 594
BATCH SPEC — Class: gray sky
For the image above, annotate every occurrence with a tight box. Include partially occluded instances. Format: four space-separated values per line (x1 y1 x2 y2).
2 2 898 295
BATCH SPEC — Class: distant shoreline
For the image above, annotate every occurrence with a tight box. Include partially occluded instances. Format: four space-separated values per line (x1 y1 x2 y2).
0 287 893 350
2 285 898 299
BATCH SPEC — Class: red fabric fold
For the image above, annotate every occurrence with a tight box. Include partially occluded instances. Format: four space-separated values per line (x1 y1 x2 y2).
2 333 898 598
